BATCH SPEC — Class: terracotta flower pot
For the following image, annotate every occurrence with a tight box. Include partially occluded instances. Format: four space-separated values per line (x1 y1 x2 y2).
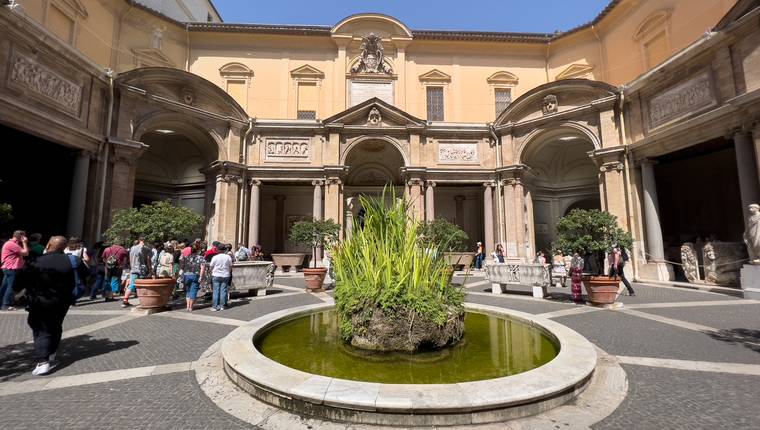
303 267 327 292
582 276 620 305
134 277 176 310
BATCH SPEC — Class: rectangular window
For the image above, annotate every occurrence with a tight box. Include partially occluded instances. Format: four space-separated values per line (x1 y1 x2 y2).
297 110 316 120
297 82 318 119
226 80 246 109
495 88 512 117
426 86 444 121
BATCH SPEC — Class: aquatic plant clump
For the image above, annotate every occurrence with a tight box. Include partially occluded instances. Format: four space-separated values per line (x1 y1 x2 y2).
332 188 466 352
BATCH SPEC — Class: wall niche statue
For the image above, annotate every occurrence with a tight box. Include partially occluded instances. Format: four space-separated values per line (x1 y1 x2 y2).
679 242 700 283
542 94 558 115
744 203 760 264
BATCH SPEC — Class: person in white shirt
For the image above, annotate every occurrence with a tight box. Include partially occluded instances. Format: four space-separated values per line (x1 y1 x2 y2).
208 244 233 311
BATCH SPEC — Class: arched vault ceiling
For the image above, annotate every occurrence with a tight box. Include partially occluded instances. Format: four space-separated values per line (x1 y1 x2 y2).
523 138 597 189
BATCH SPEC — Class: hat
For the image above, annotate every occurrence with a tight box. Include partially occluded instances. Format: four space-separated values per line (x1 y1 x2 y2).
477 241 482 245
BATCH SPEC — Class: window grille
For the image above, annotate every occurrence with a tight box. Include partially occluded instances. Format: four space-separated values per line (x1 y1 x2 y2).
426 86 444 121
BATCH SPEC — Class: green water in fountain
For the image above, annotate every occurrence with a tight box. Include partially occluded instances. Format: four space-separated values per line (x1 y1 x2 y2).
255 310 559 384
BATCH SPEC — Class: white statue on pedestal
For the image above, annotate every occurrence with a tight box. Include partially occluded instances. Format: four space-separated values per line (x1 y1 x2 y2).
744 203 760 264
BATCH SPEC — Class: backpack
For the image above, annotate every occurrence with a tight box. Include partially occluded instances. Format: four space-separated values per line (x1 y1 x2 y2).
621 248 630 262
68 255 85 302
105 248 120 270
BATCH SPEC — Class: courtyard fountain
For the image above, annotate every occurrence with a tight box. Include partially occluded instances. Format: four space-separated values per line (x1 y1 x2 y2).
222 189 597 426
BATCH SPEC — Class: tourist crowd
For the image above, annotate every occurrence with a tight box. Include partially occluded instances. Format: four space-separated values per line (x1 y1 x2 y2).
0 230 262 376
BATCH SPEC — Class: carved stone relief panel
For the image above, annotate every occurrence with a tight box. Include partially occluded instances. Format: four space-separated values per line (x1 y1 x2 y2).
8 48 83 117
438 141 479 164
647 69 717 130
264 137 311 162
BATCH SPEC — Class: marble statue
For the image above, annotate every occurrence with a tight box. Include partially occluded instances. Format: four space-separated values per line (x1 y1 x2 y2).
680 242 700 283
744 203 760 264
703 241 746 287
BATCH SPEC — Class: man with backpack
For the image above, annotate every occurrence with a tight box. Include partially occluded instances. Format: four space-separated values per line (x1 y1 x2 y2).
609 244 635 296
101 239 128 302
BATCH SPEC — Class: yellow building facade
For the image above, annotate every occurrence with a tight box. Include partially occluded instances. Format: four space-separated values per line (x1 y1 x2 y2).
1 0 760 288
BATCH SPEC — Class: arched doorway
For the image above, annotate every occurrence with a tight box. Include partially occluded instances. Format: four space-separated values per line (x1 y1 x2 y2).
343 138 407 232
521 128 600 253
132 120 220 238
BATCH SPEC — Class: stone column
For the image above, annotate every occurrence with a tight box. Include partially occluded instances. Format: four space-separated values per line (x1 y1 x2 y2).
734 131 760 222
67 152 91 238
107 140 147 223
274 195 286 252
513 178 527 259
425 181 436 222
454 195 465 227
501 180 516 259
640 160 673 280
312 180 324 221
407 179 424 221
324 178 343 238
248 180 261 247
483 182 495 257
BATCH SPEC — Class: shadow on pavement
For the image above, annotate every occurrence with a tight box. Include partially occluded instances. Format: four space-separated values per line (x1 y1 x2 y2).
706 328 760 353
0 335 138 382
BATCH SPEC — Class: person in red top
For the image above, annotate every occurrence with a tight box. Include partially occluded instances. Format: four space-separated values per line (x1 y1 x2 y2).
204 241 221 261
1 230 29 310
101 239 128 302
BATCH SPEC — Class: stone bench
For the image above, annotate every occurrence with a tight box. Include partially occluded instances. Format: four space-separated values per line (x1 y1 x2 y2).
231 261 275 296
484 262 551 298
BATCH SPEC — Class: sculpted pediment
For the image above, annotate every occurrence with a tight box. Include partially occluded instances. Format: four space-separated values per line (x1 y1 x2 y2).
419 69 451 83
132 48 174 68
290 64 324 79
323 97 425 129
555 64 594 80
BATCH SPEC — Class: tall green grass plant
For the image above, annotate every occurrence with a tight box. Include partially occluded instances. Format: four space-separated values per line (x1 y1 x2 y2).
332 187 465 341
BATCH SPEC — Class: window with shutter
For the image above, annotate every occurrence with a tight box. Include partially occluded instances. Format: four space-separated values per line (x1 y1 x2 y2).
426 86 444 121
495 88 511 117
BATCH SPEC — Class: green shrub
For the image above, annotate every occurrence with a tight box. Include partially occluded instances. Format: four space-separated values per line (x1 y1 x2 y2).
420 218 469 252
288 218 341 268
332 187 465 341
105 200 204 244
0 203 12 226
553 209 632 274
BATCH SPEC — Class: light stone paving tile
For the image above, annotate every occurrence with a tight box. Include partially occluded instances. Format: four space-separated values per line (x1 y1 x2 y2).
0 361 194 396
616 356 760 375
625 299 760 309
59 313 143 340
537 306 602 319
156 311 247 326
620 308 718 333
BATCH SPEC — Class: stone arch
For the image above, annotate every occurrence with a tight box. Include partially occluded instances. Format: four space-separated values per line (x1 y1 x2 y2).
516 122 601 165
332 13 413 38
341 135 410 166
342 137 408 186
116 67 249 123
132 111 226 162
495 79 617 126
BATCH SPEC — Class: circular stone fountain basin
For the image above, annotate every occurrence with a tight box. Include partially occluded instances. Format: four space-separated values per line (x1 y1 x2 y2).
256 310 558 384
222 302 597 426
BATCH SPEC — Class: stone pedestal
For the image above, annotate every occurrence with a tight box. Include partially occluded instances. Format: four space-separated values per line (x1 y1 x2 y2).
638 262 675 282
740 264 760 299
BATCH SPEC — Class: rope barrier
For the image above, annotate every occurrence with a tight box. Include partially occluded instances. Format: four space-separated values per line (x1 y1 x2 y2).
642 251 748 269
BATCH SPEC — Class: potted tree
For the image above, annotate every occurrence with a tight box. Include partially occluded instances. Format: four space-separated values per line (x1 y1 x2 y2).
288 218 341 292
105 201 204 311
420 219 471 270
554 209 633 306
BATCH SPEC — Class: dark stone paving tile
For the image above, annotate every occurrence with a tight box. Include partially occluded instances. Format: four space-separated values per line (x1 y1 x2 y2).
0 313 117 348
594 365 760 430
555 311 760 364
1 315 234 383
0 371 257 429
193 292 324 321
618 284 734 304
271 276 307 288
638 304 760 331
466 293 573 315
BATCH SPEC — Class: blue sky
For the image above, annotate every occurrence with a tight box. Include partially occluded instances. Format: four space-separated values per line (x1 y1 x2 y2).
213 0 613 33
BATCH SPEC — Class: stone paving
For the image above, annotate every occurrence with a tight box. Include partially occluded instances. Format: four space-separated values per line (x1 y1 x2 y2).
0 274 758 429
